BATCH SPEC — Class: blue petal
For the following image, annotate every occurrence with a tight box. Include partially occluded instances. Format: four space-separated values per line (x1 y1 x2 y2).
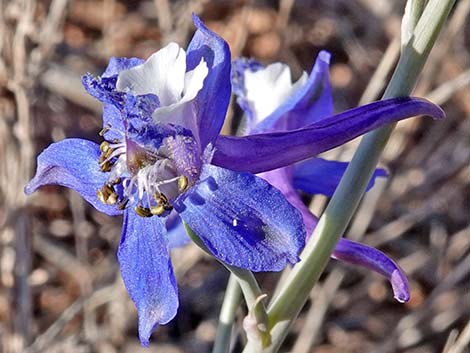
332 238 410 303
102 57 144 78
253 50 333 133
165 212 190 248
118 210 179 346
123 92 160 127
213 97 445 173
186 14 231 148
83 57 145 140
174 164 306 272
257 167 318 236
293 158 387 197
82 74 124 108
102 104 125 140
25 138 121 216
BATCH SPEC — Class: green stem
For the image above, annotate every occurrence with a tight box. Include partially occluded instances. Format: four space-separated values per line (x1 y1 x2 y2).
402 0 426 48
242 0 456 351
212 274 242 353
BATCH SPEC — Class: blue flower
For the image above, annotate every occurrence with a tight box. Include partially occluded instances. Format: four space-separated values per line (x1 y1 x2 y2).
230 51 410 302
25 15 444 345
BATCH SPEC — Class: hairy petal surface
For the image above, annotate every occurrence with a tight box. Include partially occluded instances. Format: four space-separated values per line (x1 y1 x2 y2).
186 14 232 148
174 164 306 272
213 97 445 173
24 138 121 216
332 238 410 302
118 211 178 346
293 158 387 197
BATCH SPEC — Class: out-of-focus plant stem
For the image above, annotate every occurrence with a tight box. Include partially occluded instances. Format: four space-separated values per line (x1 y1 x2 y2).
212 274 241 353
242 0 456 351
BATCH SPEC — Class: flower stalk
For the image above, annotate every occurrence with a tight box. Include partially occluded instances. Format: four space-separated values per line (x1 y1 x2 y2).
212 274 241 353
184 223 270 347
242 0 456 351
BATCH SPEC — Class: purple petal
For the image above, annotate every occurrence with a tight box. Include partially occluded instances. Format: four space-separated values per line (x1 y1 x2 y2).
253 50 333 133
118 210 178 346
293 157 387 197
174 164 306 272
186 14 231 148
213 97 445 173
25 138 121 216
332 238 410 303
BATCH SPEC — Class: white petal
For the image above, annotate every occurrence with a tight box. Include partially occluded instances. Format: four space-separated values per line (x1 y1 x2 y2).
152 58 208 131
116 42 186 106
244 63 307 123
291 71 308 93
153 102 197 139
183 58 208 102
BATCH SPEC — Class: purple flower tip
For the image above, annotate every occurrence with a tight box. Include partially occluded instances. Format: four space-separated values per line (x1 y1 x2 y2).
391 269 411 303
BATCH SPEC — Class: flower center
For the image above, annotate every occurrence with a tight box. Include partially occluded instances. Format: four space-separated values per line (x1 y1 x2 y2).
96 128 201 217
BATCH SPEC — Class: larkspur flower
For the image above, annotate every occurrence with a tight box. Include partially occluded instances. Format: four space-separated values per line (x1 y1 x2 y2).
25 15 444 345
230 51 409 301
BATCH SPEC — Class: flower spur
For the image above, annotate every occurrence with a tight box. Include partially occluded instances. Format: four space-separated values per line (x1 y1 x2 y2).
25 15 444 345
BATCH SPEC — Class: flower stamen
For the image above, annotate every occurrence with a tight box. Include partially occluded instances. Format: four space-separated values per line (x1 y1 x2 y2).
178 175 188 192
150 204 166 216
99 125 110 136
134 205 153 217
100 141 111 154
96 183 119 205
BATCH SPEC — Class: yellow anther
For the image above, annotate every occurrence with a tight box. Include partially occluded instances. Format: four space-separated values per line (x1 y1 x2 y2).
117 199 129 210
104 183 115 194
178 175 189 192
134 205 152 217
103 147 113 158
154 192 169 205
150 204 166 216
96 189 107 204
100 141 110 153
111 177 122 185
99 126 110 136
97 184 118 205
100 161 112 172
106 192 118 205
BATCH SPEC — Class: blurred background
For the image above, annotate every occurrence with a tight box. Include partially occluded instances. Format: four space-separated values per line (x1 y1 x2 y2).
0 0 469 352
